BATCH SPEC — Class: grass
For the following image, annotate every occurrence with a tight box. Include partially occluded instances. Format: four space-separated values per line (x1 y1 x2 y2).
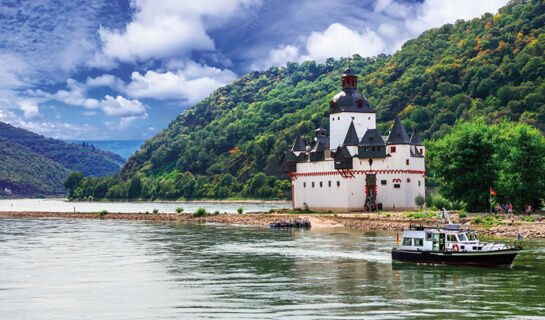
522 216 536 222
458 212 467 218
471 215 505 229
405 211 436 219
175 207 184 213
193 208 208 217
98 210 108 216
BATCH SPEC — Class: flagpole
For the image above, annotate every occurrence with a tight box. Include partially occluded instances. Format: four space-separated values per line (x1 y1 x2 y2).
490 187 492 215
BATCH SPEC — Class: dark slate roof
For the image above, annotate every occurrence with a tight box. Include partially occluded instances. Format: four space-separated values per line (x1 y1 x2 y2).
343 121 359 146
359 129 385 146
343 66 356 76
315 124 326 133
335 145 352 159
291 134 306 151
311 140 327 152
387 116 412 144
283 151 298 162
330 88 375 113
410 129 423 145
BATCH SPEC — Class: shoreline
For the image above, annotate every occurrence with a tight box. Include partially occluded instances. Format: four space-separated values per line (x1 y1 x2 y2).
1 197 290 204
1 211 544 239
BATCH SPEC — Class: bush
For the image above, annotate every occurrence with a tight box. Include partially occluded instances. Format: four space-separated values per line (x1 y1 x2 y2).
458 213 467 218
175 207 184 213
268 209 275 213
145 211 149 214
237 207 243 214
415 194 425 208
193 208 208 216
471 216 483 224
214 210 220 215
429 193 453 210
153 208 159 214
98 210 108 216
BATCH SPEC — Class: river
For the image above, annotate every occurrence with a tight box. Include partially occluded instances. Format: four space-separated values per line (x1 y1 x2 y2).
0 217 544 319
0 198 291 214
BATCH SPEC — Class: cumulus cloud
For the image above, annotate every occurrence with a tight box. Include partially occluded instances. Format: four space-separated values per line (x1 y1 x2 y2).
86 74 123 89
19 100 41 120
99 0 261 62
124 60 237 104
100 95 146 117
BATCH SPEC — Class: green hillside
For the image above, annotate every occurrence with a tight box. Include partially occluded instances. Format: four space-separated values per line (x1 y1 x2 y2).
73 0 545 200
0 122 124 196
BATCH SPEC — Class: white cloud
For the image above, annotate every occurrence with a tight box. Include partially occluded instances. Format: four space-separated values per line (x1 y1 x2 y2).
99 0 261 62
52 79 100 109
265 45 301 68
405 0 509 35
99 95 146 117
86 74 123 89
19 100 41 120
124 60 237 104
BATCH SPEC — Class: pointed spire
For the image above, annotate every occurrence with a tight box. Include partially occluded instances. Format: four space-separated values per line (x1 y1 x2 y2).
291 134 306 152
387 116 411 144
343 120 359 146
315 124 326 135
359 129 385 146
410 129 423 146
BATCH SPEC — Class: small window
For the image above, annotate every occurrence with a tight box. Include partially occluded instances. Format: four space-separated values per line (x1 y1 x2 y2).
377 146 381 151
406 159 409 165
447 234 458 242
414 238 423 246
337 181 340 187
425 232 432 241
368 117 371 120
381 180 387 185
338 117 340 120
418 181 421 187
420 148 423 154
391 146 396 153
328 181 331 187
332 118 334 121
372 147 376 151
407 178 411 183
402 238 412 246
319 181 323 188
364 147 368 152
394 184 400 188
303 182 306 188
312 182 315 188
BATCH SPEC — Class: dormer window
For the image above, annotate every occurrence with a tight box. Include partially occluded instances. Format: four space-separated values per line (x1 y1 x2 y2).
330 101 335 109
357 99 363 108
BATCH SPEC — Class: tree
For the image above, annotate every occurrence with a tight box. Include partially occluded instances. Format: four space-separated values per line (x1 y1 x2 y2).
64 171 84 197
127 177 142 199
495 122 545 211
426 118 498 211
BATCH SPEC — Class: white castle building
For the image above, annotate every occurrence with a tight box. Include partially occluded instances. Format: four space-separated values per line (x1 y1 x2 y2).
282 66 425 211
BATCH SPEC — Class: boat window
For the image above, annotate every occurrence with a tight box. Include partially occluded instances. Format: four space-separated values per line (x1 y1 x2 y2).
402 238 412 246
467 233 478 241
414 238 423 246
425 232 432 241
457 234 468 242
446 234 458 242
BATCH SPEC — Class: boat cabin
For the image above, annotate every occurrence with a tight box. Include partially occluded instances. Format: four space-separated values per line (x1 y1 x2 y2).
399 224 486 253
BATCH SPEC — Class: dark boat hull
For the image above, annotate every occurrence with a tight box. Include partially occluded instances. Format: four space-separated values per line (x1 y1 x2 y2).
392 249 520 266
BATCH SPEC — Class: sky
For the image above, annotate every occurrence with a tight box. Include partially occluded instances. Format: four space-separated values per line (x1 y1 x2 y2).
0 0 510 140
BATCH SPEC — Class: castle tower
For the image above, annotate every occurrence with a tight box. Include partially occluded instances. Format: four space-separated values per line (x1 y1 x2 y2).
329 66 376 149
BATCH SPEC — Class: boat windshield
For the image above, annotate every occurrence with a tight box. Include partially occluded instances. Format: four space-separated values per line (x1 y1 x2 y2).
457 233 468 242
466 232 478 241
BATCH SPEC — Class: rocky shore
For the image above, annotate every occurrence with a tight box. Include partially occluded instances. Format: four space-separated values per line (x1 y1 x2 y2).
1 211 544 239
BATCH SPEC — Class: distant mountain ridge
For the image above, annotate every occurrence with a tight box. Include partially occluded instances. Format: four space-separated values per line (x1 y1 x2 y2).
66 140 145 161
0 122 124 196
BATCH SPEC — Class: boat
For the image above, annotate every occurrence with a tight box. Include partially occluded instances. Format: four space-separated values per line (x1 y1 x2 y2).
392 223 522 267
269 218 311 229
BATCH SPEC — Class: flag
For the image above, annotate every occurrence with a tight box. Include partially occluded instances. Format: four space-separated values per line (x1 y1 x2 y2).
396 232 399 245
490 187 496 195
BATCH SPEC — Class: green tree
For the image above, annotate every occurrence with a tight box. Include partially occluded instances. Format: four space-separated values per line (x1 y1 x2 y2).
427 118 498 211
64 171 84 197
127 177 142 199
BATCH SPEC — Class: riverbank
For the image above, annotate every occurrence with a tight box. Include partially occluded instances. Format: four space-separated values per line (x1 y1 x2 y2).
1 211 544 239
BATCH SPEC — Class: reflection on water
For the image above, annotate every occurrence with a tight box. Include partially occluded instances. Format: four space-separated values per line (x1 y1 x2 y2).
0 218 544 319
0 198 290 213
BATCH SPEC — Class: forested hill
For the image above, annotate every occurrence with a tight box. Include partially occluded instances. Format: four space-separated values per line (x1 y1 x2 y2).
0 122 124 196
115 0 543 198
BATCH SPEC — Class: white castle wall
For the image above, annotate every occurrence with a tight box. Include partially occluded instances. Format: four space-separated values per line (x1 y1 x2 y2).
292 144 425 211
330 112 376 149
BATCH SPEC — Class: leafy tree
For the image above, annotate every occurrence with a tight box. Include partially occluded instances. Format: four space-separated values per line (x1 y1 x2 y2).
127 177 142 199
64 171 84 197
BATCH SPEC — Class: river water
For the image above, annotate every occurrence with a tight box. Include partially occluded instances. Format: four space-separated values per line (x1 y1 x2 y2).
1 218 544 319
0 198 291 214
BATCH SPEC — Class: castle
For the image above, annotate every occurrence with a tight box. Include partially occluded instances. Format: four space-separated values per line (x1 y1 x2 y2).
282 66 425 211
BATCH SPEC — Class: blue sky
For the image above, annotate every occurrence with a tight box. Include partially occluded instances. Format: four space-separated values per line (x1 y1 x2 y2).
0 0 509 140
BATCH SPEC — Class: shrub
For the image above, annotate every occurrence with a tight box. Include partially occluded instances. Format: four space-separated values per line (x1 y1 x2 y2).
471 216 483 224
458 213 467 218
522 217 536 222
237 207 243 214
98 210 108 216
429 193 453 210
214 210 220 215
415 194 425 208
193 208 208 216
153 209 159 214
145 211 149 214
175 207 184 213
268 209 275 213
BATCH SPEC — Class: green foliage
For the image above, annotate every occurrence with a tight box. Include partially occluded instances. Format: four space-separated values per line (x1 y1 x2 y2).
214 210 220 215
175 207 184 213
193 208 208 216
414 194 425 208
406 211 436 219
428 118 545 212
458 213 468 218
522 217 536 222
237 207 243 214
471 216 483 224
98 210 108 216
153 208 159 214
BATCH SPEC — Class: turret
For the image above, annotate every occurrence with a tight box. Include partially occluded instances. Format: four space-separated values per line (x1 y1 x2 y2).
410 129 425 156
